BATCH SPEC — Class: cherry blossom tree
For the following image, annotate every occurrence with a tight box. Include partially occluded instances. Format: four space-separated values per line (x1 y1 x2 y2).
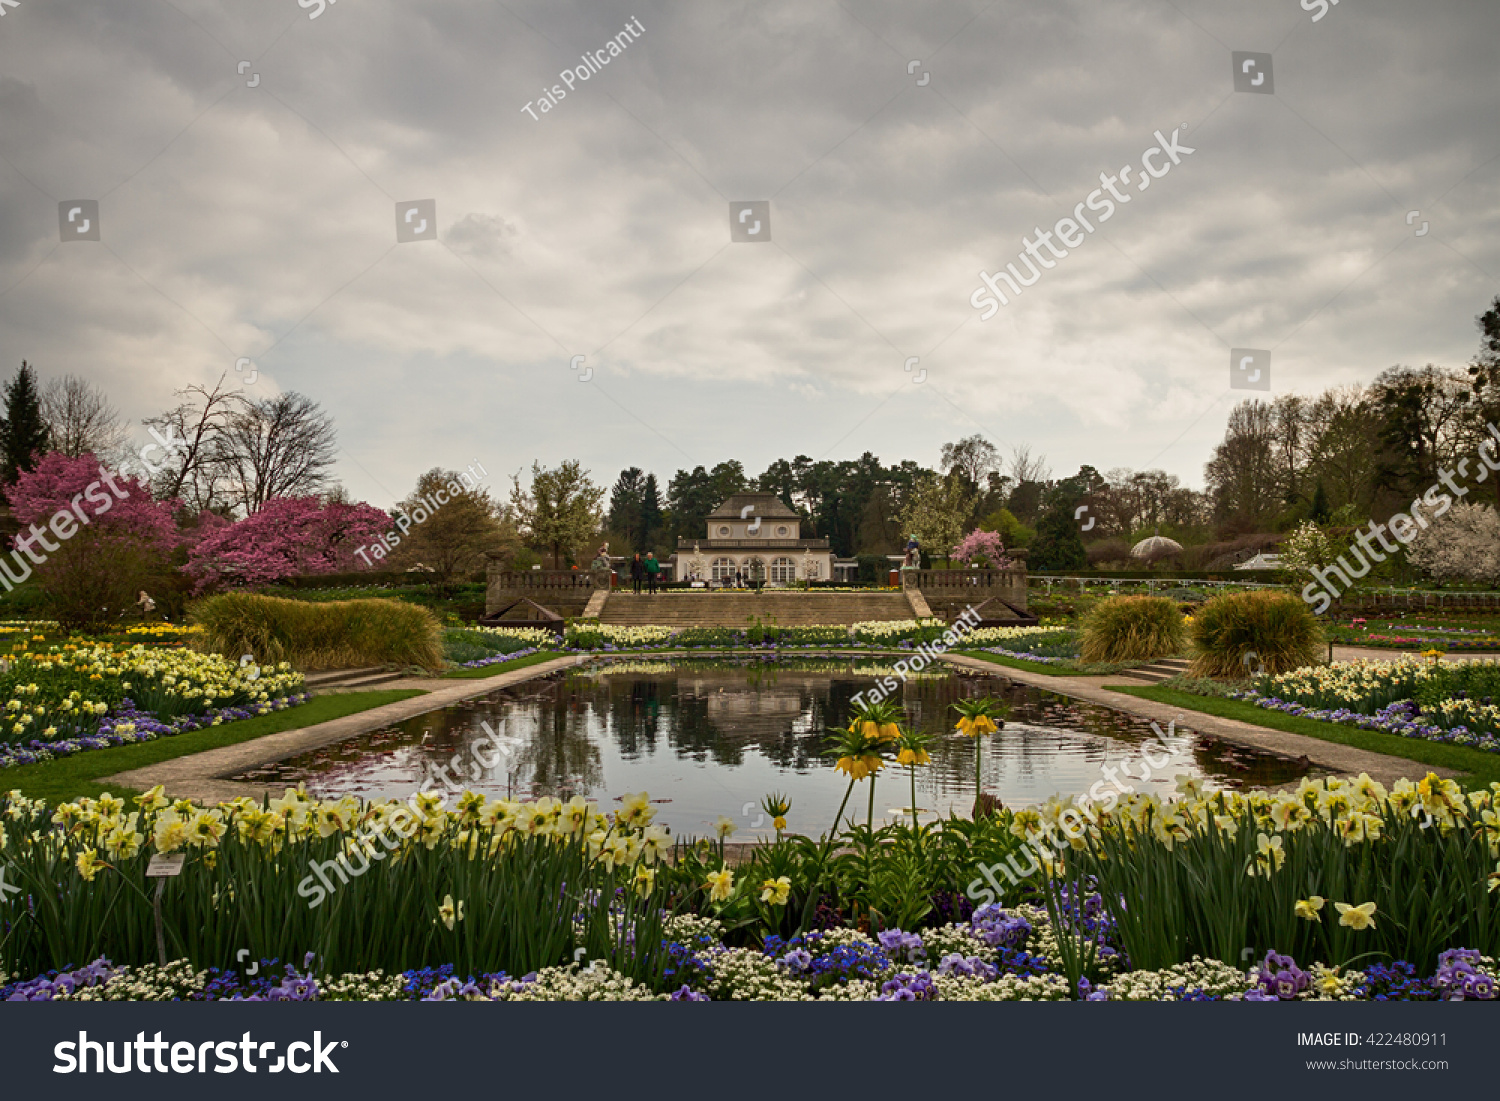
7 451 180 551
5 451 184 627
951 528 1013 568
185 496 392 591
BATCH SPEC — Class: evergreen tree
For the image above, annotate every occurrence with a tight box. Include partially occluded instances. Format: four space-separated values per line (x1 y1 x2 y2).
1309 480 1331 524
639 473 663 553
607 467 645 548
0 362 51 486
1028 495 1088 571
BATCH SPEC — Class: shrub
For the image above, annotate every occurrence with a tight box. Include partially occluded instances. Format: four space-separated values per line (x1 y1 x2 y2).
1187 589 1323 678
30 530 178 631
1085 538 1131 568
189 592 443 671
1078 596 1185 664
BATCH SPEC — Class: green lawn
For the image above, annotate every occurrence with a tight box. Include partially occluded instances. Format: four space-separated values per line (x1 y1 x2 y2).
1 690 423 805
1112 685 1500 788
440 651 565 679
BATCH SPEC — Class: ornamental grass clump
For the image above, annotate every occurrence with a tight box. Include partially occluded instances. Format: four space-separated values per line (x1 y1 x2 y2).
1078 595 1185 664
189 592 444 671
1187 589 1323 679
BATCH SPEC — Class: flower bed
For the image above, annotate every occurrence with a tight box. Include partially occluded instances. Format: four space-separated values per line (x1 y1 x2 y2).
1231 656 1500 744
3 765 1497 1001
6 910 1493 1002
456 647 543 670
0 692 313 769
0 641 307 770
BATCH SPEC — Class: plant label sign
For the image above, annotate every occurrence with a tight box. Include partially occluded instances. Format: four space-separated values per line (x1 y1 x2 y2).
146 854 186 878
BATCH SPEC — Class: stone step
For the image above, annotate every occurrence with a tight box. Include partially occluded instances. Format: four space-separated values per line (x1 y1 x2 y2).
303 667 409 691
1113 659 1190 684
303 666 386 688
597 592 917 627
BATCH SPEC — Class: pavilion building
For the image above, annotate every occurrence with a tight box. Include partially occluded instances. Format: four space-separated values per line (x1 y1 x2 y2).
673 493 835 583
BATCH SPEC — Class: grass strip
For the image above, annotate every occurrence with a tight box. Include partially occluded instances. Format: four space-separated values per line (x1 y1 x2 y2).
1 690 423 804
440 652 566 679
952 650 1133 677
1111 685 1500 788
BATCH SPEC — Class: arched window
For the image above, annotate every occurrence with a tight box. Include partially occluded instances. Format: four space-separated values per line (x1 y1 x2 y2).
770 556 796 582
711 557 737 581
743 557 766 580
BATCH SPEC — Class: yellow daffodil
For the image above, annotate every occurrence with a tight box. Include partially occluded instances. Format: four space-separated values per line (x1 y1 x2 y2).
632 865 656 898
1488 863 1500 893
74 848 107 882
1247 832 1285 877
715 816 736 840
705 868 734 903
760 875 792 906
437 894 464 931
1335 901 1377 930
1295 896 1325 921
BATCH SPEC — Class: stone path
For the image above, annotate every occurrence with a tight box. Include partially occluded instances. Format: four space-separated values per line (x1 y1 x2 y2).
944 654 1458 786
102 655 591 804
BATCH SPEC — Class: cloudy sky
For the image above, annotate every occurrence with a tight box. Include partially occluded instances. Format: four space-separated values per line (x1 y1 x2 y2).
0 0 1496 508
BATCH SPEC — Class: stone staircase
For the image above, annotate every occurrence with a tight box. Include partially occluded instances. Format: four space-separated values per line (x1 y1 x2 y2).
597 591 919 627
1112 657 1191 684
302 666 410 693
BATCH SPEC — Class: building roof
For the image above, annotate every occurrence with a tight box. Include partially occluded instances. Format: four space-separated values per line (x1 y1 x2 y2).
706 492 801 521
677 538 829 551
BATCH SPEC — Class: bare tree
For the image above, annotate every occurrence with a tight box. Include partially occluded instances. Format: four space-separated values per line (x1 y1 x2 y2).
1008 444 1051 485
219 392 338 513
40 375 126 458
142 376 246 510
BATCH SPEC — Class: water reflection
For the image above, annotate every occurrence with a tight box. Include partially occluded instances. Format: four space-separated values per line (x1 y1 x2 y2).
241 658 1311 838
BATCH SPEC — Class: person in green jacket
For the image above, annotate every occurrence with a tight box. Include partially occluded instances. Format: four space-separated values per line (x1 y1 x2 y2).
644 551 661 593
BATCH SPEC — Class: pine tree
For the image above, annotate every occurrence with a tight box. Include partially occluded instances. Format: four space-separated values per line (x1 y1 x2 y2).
1028 496 1088 571
607 468 645 549
0 362 52 486
639 473 663 553
1309 480 1331 524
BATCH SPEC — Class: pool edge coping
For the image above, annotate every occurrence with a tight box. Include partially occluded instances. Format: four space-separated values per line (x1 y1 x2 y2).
102 649 1455 804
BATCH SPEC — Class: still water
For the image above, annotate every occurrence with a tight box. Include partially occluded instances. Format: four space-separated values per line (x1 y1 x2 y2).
240 658 1311 838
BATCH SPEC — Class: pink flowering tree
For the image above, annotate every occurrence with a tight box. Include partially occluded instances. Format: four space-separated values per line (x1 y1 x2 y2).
7 451 180 551
185 496 392 591
951 529 1014 569
5 451 184 627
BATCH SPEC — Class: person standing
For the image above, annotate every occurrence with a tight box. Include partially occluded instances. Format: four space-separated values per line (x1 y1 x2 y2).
630 553 644 594
645 551 660 594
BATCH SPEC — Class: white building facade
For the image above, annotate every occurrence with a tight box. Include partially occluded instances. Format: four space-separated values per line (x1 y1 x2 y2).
673 493 835 584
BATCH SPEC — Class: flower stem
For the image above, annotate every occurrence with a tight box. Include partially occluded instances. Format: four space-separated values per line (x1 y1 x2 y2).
908 764 921 855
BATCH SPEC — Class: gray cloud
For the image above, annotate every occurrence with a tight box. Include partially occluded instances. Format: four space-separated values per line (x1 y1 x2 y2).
0 0 1495 506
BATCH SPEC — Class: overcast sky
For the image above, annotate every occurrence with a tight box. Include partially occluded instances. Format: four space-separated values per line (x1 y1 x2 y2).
0 0 1496 508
